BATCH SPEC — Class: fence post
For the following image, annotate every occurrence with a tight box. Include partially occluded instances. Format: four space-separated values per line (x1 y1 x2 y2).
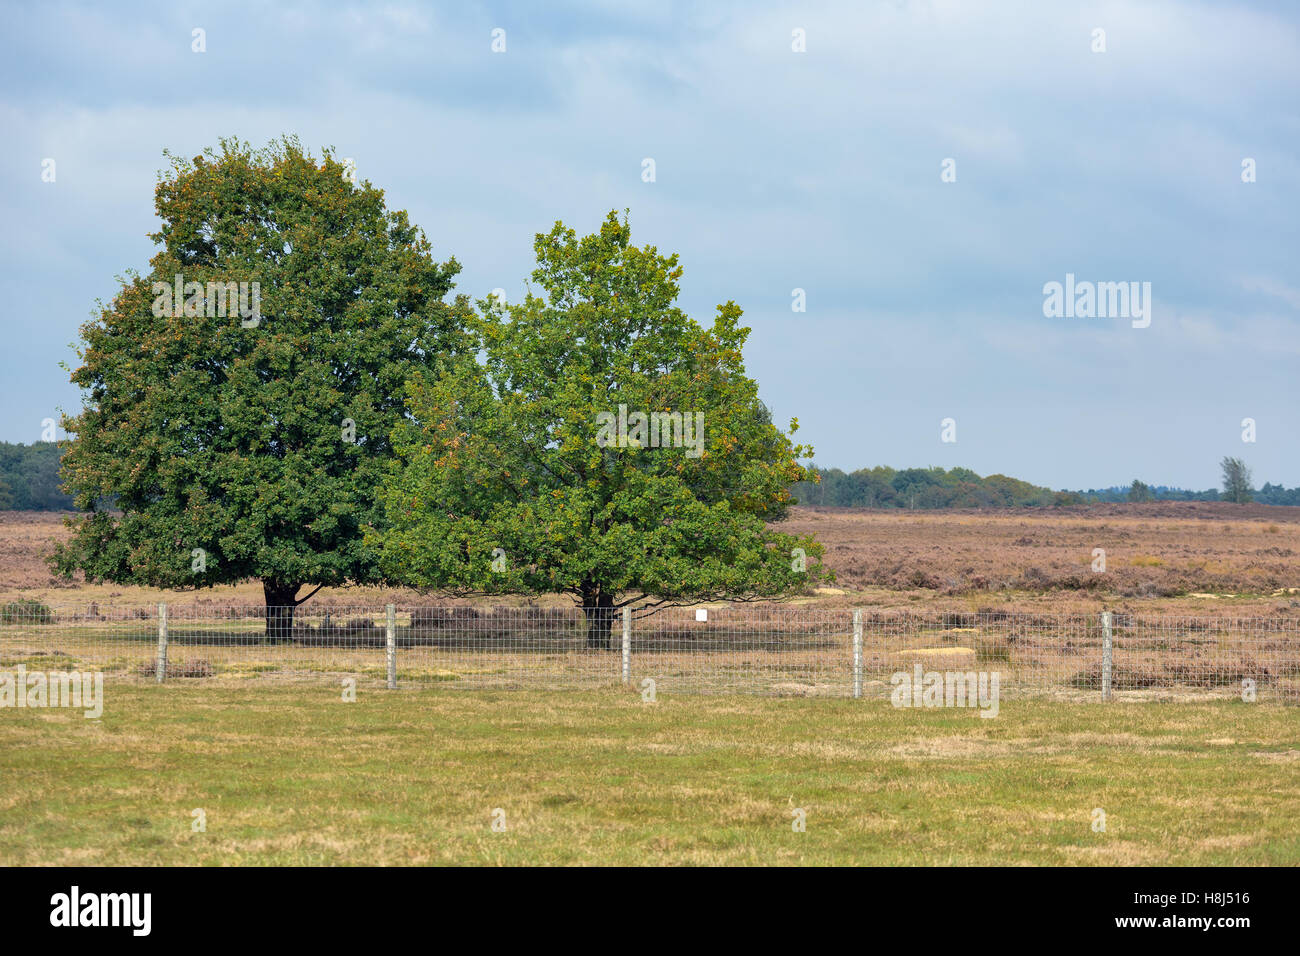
852 609 863 699
386 604 396 690
1100 611 1113 702
156 602 168 684
621 607 631 686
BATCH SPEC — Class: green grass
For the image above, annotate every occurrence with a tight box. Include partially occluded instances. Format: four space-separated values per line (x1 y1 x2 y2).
1 685 1297 865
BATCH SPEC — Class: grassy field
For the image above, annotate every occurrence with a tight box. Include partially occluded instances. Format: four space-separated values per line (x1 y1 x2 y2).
4 504 1298 866
2 685 1297 865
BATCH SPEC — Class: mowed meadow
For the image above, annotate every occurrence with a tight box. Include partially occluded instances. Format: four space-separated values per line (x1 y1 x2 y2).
4 686 1299 865
4 503 1298 617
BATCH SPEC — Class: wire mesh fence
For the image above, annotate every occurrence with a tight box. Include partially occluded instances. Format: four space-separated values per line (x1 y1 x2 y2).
630 606 851 696
1 601 1297 702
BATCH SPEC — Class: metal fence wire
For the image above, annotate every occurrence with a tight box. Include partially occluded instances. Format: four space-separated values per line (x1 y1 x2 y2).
0 603 1297 702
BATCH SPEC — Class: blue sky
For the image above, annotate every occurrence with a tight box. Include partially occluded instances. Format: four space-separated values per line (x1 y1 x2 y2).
2 0 1297 489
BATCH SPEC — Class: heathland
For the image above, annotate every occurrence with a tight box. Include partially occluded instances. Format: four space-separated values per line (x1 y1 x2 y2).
3 503 1296 618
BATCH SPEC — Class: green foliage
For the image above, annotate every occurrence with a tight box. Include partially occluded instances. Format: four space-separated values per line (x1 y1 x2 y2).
1128 479 1153 503
800 467 1300 508
1221 456 1253 504
0 599 55 624
1256 483 1300 506
374 212 828 643
792 466 1056 509
0 442 73 510
1072 484 1220 503
51 136 463 611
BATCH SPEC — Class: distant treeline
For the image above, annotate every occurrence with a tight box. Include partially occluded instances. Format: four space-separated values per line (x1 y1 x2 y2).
1069 482 1300 506
3 442 1297 512
792 466 1300 509
0 442 74 510
791 466 1062 509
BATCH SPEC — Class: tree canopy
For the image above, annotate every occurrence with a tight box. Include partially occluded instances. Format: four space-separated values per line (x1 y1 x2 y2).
374 211 828 647
1221 456 1254 504
51 137 463 632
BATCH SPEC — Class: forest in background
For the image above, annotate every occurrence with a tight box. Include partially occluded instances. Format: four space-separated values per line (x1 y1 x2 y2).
3 442 1298 512
0 442 72 510
791 465 1300 508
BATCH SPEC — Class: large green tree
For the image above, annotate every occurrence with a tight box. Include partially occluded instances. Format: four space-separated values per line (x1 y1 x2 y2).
375 212 828 648
52 137 463 635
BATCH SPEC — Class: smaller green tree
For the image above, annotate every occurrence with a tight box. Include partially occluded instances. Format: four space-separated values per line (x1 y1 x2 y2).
1128 479 1152 503
375 212 829 648
1221 457 1253 503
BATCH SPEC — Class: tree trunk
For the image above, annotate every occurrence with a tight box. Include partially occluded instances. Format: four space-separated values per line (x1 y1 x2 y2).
263 581 301 642
582 591 617 650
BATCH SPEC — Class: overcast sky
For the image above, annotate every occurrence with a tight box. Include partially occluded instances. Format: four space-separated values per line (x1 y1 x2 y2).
2 0 1297 489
